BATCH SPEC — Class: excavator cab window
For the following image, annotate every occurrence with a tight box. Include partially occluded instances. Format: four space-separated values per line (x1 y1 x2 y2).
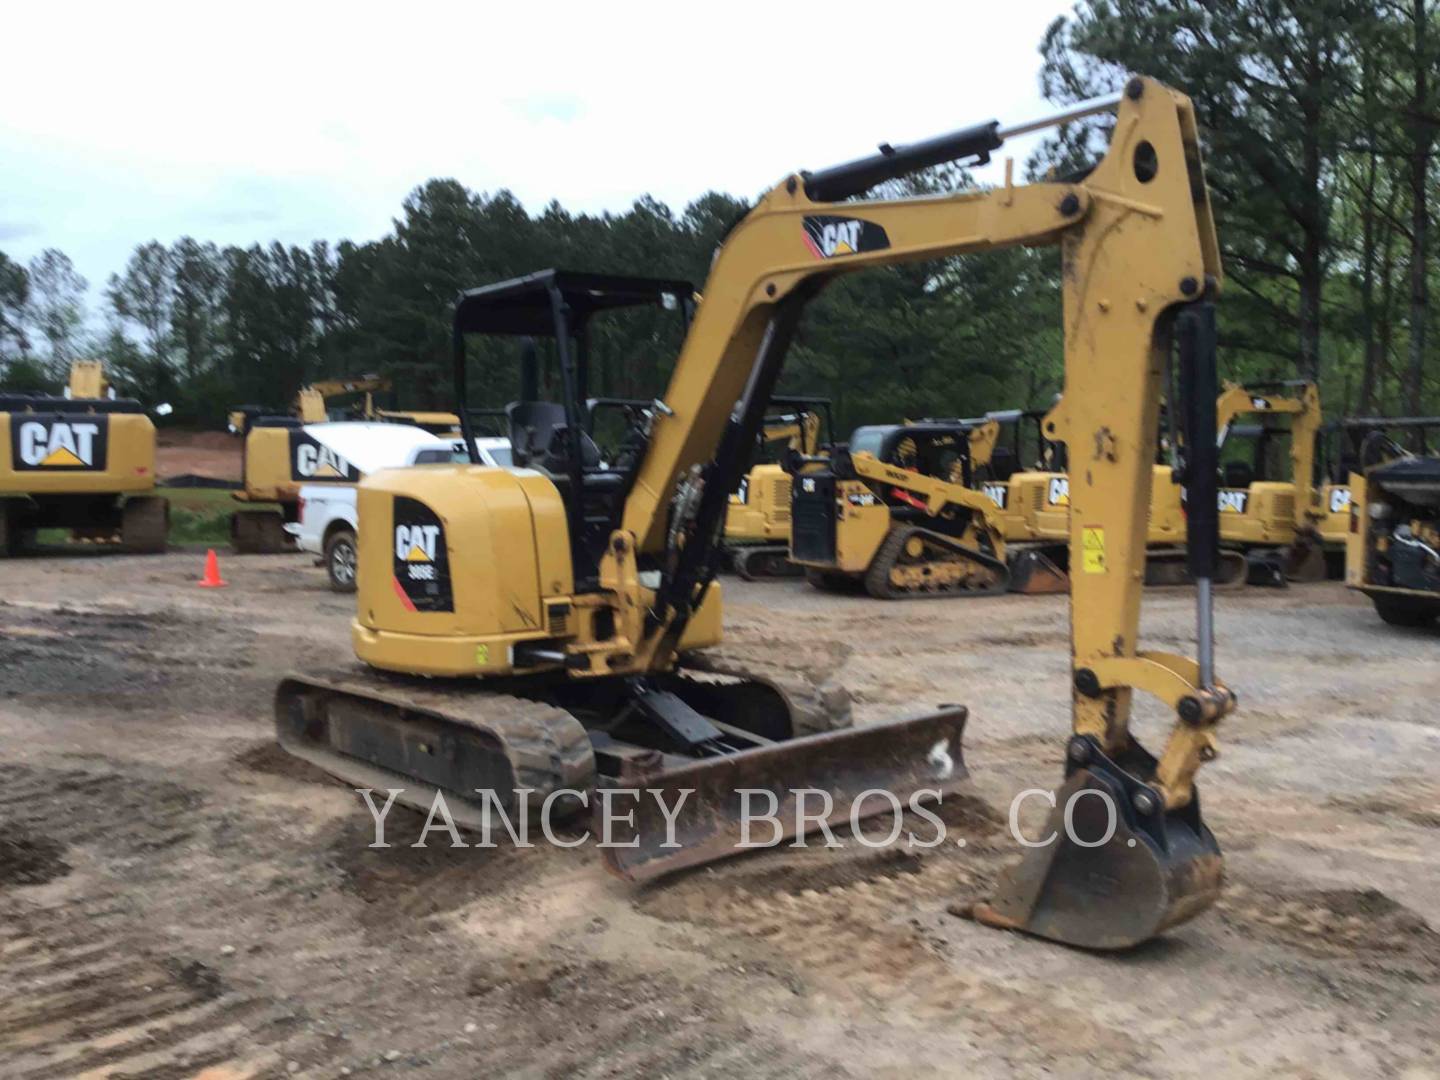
452 270 697 583
1220 420 1288 486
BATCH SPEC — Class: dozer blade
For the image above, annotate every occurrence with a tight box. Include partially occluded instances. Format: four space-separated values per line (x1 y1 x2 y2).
1008 547 1069 594
601 707 969 883
972 736 1222 950
1144 547 1248 590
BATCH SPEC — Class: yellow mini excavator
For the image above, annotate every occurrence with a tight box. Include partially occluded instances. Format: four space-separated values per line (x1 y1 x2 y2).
788 418 1012 597
1206 381 1334 585
722 397 831 579
1001 394 1260 591
0 360 168 555
276 76 1234 951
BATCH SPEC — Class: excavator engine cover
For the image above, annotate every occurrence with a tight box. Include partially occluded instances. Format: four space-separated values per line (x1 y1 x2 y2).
975 736 1223 950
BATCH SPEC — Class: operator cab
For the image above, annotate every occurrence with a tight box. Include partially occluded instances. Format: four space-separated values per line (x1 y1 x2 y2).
848 422 975 487
452 270 696 584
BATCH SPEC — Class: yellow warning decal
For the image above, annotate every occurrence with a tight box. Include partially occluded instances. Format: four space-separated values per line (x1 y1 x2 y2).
1081 527 1106 574
475 644 490 665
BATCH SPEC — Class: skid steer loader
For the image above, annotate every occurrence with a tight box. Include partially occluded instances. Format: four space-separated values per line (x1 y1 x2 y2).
276 76 1234 951
788 419 1011 597
0 360 168 555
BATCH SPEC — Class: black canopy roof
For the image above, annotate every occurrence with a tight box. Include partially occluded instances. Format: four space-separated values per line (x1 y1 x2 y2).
453 270 695 336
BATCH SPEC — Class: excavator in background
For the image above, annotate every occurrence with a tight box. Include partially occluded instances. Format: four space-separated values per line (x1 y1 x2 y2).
276 76 1233 951
995 385 1345 591
722 396 831 579
788 418 1012 597
228 375 463 552
1344 416 1440 627
1207 381 1334 584
0 360 169 555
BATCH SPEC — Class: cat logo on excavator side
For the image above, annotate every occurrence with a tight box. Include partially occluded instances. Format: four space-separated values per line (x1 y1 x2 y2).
11 417 108 471
289 431 360 482
391 496 452 612
801 215 891 259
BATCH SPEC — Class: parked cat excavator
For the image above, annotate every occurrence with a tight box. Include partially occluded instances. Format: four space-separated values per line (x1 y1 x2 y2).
0 360 169 555
276 76 1233 951
228 375 464 552
722 397 831 579
1207 381 1339 584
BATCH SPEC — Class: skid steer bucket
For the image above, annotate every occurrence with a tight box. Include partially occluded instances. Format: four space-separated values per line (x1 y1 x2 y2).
1008 547 1069 594
601 707 969 882
972 736 1222 950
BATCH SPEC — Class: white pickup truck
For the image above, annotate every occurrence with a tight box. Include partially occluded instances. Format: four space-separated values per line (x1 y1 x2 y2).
287 427 512 591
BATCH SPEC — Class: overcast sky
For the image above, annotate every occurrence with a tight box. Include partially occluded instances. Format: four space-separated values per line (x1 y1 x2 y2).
2 1 1074 309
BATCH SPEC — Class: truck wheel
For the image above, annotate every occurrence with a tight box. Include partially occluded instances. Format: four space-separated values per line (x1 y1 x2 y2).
325 529 358 593
1373 594 1440 628
121 496 169 553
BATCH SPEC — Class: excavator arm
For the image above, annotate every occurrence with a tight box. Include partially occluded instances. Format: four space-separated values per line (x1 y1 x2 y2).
603 76 1233 946
293 374 391 423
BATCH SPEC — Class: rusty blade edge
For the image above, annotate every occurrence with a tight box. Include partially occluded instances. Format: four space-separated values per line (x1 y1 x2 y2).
601 707 969 884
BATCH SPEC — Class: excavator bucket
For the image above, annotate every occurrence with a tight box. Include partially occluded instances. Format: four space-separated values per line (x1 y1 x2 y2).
972 736 1223 950
1282 535 1328 583
601 707 969 882
1008 548 1069 594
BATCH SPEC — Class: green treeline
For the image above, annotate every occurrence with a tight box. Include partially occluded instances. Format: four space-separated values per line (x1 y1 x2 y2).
1 1 1435 435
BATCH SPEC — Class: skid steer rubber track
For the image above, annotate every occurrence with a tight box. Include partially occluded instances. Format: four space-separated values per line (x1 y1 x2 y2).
864 525 1009 599
275 668 596 827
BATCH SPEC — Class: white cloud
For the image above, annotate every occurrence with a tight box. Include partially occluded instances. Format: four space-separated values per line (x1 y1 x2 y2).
2 0 1074 302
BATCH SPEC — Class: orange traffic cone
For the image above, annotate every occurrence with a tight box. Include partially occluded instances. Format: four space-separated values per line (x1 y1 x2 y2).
198 548 228 588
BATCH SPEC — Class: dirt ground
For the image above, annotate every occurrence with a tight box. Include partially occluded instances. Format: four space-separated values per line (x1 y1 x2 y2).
0 551 1437 1078
156 431 241 483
